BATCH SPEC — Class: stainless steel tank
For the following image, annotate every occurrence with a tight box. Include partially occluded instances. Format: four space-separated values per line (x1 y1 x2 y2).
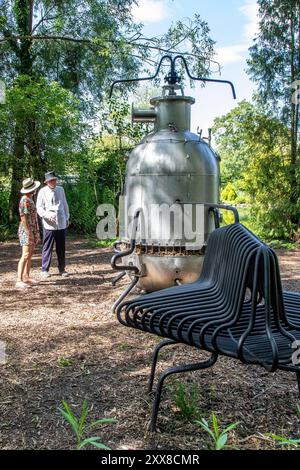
119 84 219 291
110 55 236 301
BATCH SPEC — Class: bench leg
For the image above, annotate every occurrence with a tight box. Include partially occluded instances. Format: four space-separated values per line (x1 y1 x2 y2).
111 271 126 286
296 373 300 397
148 339 177 393
149 352 218 433
112 275 139 313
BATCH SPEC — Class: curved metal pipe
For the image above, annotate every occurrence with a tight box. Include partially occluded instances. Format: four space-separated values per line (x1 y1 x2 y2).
111 210 141 275
111 210 142 313
174 54 236 99
109 55 236 100
112 275 139 314
109 55 173 98
177 202 240 224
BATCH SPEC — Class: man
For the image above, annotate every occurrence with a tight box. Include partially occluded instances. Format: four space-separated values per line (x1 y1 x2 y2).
36 171 70 278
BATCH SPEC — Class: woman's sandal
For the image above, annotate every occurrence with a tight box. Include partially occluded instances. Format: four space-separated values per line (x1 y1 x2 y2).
24 278 40 285
15 281 31 289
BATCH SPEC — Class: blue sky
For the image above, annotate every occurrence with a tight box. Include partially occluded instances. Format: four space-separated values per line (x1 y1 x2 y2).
132 0 259 133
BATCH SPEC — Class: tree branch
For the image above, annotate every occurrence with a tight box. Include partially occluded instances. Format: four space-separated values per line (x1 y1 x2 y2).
31 4 58 34
0 34 92 44
0 33 220 71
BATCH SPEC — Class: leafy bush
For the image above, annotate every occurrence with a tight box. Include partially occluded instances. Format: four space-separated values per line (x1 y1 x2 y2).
214 100 299 241
0 182 9 226
64 181 98 234
221 183 238 203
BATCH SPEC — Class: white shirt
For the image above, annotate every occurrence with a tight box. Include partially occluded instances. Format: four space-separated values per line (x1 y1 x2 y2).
36 185 70 230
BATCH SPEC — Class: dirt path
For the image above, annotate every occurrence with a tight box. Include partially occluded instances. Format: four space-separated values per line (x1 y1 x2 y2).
0 238 300 450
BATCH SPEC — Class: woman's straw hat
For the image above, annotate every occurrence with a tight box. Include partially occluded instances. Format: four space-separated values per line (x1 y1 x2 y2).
20 178 41 194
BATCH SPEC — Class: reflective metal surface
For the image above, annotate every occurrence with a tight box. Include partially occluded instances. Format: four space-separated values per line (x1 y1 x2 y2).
120 86 219 291
127 252 205 292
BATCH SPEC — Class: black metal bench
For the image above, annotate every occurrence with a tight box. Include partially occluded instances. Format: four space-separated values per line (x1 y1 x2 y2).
116 223 300 431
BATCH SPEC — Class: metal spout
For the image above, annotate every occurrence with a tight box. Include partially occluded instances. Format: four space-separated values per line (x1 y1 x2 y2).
132 106 157 123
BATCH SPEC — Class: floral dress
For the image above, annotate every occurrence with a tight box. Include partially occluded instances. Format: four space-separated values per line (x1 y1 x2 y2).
18 196 40 246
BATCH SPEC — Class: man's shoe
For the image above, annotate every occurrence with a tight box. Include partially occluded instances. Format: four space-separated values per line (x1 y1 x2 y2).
41 271 51 279
60 271 69 277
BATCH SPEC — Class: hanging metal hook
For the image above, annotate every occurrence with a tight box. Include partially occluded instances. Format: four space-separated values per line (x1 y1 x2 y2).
109 54 236 99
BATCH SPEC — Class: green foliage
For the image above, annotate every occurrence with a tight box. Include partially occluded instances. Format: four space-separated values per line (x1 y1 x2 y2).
268 406 300 448
0 1 218 232
86 239 116 248
221 210 236 227
221 183 238 204
195 412 239 450
268 239 297 250
248 0 300 122
0 178 10 226
247 0 300 234
0 74 93 230
64 180 98 234
213 101 256 186
172 381 201 421
214 100 298 240
0 74 84 178
59 399 116 450
58 357 73 367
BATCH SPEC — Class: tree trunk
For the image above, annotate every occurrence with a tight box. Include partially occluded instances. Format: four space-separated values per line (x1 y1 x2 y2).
9 124 25 222
8 0 34 221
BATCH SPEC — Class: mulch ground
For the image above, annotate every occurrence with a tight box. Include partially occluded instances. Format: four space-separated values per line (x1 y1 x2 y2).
0 237 300 450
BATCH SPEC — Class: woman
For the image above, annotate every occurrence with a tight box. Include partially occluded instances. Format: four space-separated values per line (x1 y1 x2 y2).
16 178 41 289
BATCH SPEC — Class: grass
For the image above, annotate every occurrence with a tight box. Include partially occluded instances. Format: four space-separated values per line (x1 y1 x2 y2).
59 399 116 450
268 406 300 448
268 240 298 250
195 412 240 450
116 342 134 351
172 381 201 421
58 357 73 367
85 238 116 248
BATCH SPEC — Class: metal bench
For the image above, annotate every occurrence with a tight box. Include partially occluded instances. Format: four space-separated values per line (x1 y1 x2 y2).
116 222 300 431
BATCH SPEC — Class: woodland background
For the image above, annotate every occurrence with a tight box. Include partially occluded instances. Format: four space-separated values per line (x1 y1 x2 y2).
0 0 300 244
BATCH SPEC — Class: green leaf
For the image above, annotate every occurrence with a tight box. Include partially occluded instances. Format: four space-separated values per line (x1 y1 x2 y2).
90 442 111 450
78 437 111 450
62 400 78 422
270 434 300 447
195 419 216 441
222 422 240 434
216 434 228 450
212 412 219 438
59 404 79 437
78 399 89 436
86 418 117 430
